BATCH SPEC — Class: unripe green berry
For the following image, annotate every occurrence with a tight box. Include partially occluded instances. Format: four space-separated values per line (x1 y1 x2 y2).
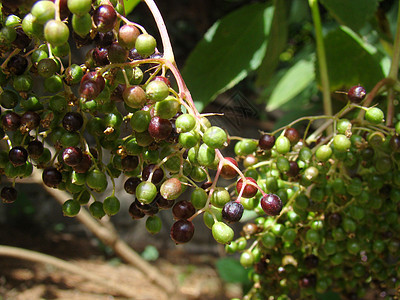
212 221 234 244
365 107 384 124
146 80 169 102
67 0 92 16
44 20 69 47
315 145 332 162
333 134 351 152
62 199 81 217
275 136 291 154
146 215 162 234
31 1 55 24
103 196 120 216
135 33 157 57
89 201 106 219
202 126 228 149
176 114 196 133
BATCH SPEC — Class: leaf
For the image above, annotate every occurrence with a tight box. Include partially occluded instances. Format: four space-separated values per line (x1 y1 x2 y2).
216 257 250 284
267 59 315 111
256 0 289 87
323 26 385 91
123 0 140 15
320 0 381 32
182 3 274 112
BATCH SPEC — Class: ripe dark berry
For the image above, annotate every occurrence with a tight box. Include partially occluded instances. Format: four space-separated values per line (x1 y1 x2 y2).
299 274 316 288
27 140 44 159
148 117 172 140
222 201 244 223
304 254 319 269
258 134 275 150
121 155 139 172
94 31 115 47
1 186 17 203
62 147 83 167
2 111 21 131
9 146 28 166
92 47 110 66
328 212 342 227
220 157 238 180
135 199 159 216
7 55 28 75
62 112 83 132
170 219 195 244
128 201 145 219
347 85 366 103
287 161 300 177
172 200 195 220
108 42 128 63
12 28 31 49
93 5 117 33
20 111 41 131
124 177 141 194
42 167 63 188
261 194 283 216
284 127 300 145
156 195 175 209
73 154 92 173
142 164 164 184
236 177 258 198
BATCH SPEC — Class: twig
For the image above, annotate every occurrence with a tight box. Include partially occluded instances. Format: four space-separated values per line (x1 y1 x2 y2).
0 245 135 298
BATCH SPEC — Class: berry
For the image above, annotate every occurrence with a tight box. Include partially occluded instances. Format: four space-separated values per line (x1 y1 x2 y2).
108 42 128 63
123 85 147 108
258 134 275 150
146 215 162 234
7 55 28 76
284 127 300 145
118 24 140 49
135 33 157 57
62 112 83 132
222 201 244 223
20 111 41 131
347 85 366 103
275 136 291 154
72 13 92 37
103 196 120 216
67 0 92 15
73 154 92 173
42 167 63 188
333 134 351 152
172 200 195 220
160 178 182 200
316 145 333 161
9 146 28 166
170 219 195 244
175 114 196 133
236 177 258 198
146 80 169 102
2 111 21 131
136 181 157 204
89 201 106 219
128 201 145 219
261 194 283 216
220 157 238 180
202 126 228 149
31 0 55 24
365 107 384 124
142 164 164 184
44 20 69 47
62 199 81 217
1 186 17 203
212 221 234 244
93 5 117 33
27 140 44 159
62 147 83 166
86 169 108 193
148 117 172 140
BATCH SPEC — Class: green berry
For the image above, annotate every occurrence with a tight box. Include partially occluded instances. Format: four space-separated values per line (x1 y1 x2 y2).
275 136 291 154
103 196 120 216
136 181 157 204
190 188 208 209
146 215 162 234
86 169 108 193
31 1 55 24
72 13 92 37
315 145 332 162
212 221 234 244
202 126 228 149
176 114 196 133
89 201 106 219
333 134 351 152
240 250 254 268
62 199 81 217
154 97 180 119
145 80 169 102
210 187 230 208
67 0 92 15
44 20 69 47
135 33 157 57
365 107 384 124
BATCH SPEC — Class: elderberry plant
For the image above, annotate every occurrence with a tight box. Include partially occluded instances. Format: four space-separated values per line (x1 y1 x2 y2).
0 0 399 299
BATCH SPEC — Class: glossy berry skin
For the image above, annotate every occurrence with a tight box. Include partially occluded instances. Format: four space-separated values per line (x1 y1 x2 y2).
2 111 21 131
44 19 69 47
258 134 275 150
1 186 17 203
222 201 244 223
62 147 83 167
284 127 300 145
93 5 117 33
118 24 140 49
220 157 238 180
42 167 63 188
20 111 41 131
124 177 141 194
261 194 283 216
73 154 92 173
128 201 145 219
121 155 139 172
347 85 366 103
9 146 28 166
148 117 172 140
27 140 44 159
142 164 164 184
172 200 195 220
62 112 83 132
170 219 195 244
236 177 258 198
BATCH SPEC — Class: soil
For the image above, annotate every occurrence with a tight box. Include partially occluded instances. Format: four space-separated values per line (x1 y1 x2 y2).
0 225 242 300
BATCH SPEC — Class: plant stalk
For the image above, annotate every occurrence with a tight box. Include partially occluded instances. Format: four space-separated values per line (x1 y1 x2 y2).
309 0 332 133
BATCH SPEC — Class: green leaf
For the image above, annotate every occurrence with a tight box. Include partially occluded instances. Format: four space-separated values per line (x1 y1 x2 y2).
267 59 315 111
182 3 274 112
123 0 140 15
216 257 250 283
323 26 385 91
256 0 289 87
320 0 381 32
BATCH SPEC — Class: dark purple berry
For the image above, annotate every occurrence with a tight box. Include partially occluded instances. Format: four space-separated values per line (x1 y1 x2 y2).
148 117 172 140
121 155 139 172
261 194 283 216
236 177 258 198
304 254 319 269
94 31 115 47
12 28 31 49
9 146 28 166
172 200 195 220
258 134 275 150
142 164 164 184
1 186 17 203
7 55 28 75
287 161 300 177
222 201 244 223
135 199 159 216
108 42 128 63
62 146 83 166
156 195 175 209
2 111 21 131
347 85 366 103
42 167 62 188
170 219 195 244
328 212 342 227
93 47 110 66
93 5 117 33
284 127 300 145
72 154 92 173
20 111 41 131
128 201 145 219
220 157 238 180
27 140 44 159
124 177 141 194
62 112 83 132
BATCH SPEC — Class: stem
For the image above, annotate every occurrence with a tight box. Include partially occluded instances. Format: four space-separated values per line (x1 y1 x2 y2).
0 245 135 298
388 1 400 80
309 0 332 131
143 0 175 64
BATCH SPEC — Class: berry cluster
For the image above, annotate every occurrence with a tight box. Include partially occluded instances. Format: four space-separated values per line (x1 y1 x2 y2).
0 1 399 299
